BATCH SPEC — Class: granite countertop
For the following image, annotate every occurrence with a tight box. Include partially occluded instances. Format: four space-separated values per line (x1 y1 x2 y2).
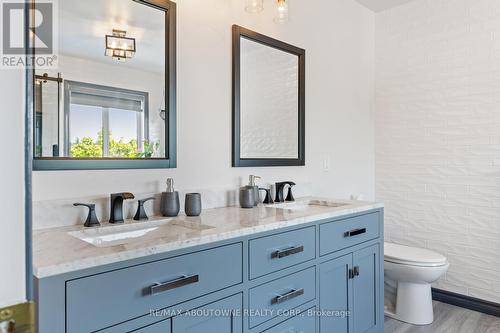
33 198 383 278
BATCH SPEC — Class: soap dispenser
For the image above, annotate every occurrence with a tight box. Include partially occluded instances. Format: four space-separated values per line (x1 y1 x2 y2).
161 178 180 217
247 175 261 206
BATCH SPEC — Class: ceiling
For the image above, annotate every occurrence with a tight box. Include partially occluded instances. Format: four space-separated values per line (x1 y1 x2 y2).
59 0 165 73
355 0 417 12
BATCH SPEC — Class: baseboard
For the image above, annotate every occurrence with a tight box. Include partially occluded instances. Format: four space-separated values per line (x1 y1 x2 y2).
432 288 500 317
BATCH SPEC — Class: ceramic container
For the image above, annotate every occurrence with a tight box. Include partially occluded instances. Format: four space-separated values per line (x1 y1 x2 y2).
185 193 202 216
239 187 255 209
161 192 180 217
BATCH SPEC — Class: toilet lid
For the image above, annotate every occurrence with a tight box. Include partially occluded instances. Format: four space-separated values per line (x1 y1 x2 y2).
384 242 447 266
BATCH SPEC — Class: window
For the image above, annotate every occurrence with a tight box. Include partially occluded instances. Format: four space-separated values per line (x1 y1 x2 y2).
64 81 149 158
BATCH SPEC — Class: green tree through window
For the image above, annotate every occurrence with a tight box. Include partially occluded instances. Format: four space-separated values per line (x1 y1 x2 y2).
70 131 159 158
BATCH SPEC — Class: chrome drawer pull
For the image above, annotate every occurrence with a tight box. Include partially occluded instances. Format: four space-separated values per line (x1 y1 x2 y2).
344 228 366 238
271 246 304 259
271 288 304 305
150 274 199 296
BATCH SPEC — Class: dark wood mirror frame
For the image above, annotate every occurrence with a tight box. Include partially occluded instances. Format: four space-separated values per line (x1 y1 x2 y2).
232 25 305 168
29 0 177 171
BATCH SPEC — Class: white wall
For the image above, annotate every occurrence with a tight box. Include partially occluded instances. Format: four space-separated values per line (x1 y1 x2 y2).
33 0 375 219
376 0 500 303
0 70 26 307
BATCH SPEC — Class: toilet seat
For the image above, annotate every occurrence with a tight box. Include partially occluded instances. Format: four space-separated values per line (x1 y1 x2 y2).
384 243 447 267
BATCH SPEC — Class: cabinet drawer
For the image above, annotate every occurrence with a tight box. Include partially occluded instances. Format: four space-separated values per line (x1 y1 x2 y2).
262 308 316 333
132 319 171 333
97 319 171 333
249 267 316 328
172 294 242 333
249 227 316 279
320 212 379 256
67 243 243 333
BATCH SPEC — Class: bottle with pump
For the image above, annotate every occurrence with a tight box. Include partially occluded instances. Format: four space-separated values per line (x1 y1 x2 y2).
161 178 180 217
247 175 261 206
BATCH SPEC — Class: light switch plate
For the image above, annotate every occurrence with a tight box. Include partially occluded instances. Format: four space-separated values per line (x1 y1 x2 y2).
323 155 331 172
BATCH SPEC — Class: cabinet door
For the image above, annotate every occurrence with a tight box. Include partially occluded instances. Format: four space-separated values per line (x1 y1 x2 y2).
132 319 171 333
319 254 352 333
352 244 379 333
262 308 316 333
172 294 242 333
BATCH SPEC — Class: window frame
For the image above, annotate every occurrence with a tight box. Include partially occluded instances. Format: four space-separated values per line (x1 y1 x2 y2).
64 80 149 158
32 0 177 170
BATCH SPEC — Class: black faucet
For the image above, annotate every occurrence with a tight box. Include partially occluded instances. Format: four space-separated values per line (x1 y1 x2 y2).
134 197 155 221
73 203 100 227
275 182 296 203
259 188 274 204
110 192 135 224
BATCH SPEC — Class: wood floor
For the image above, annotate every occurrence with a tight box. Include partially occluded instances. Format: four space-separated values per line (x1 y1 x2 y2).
384 301 500 333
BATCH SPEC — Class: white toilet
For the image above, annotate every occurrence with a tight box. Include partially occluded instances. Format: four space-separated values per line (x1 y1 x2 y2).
384 242 449 325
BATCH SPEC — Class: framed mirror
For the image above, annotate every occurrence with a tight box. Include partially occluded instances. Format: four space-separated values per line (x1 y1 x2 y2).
31 0 176 170
232 25 305 167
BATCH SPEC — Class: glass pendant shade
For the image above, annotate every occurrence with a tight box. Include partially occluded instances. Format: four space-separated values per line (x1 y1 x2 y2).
245 0 264 13
274 0 289 24
105 30 136 61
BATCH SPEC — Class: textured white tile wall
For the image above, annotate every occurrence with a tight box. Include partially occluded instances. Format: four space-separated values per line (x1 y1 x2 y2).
376 0 500 303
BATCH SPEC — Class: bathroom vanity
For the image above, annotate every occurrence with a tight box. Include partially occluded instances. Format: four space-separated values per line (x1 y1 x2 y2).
34 199 384 333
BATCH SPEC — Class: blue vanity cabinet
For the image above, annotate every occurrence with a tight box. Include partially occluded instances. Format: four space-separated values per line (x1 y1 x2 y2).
172 294 242 333
352 244 380 333
248 226 316 279
319 254 352 333
35 208 384 333
319 244 380 333
65 243 243 333
248 267 316 328
319 212 379 256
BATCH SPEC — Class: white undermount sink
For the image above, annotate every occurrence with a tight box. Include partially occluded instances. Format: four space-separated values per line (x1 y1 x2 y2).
269 199 350 210
69 218 213 248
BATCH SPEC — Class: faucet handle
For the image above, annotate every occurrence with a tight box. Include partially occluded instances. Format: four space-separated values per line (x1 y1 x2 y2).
138 197 155 204
134 197 155 221
259 188 274 204
73 203 100 228
285 184 295 202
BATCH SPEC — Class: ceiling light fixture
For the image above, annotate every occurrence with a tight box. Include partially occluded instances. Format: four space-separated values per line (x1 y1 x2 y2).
105 29 136 61
245 0 264 13
274 0 289 24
